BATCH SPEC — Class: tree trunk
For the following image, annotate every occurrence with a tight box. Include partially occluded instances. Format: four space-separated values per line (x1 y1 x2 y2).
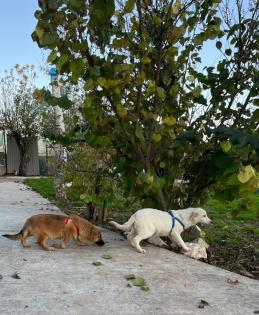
19 148 29 176
14 135 30 176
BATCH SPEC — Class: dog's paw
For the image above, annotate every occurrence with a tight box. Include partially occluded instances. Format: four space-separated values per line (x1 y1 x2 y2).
183 246 190 252
48 246 56 251
138 248 146 254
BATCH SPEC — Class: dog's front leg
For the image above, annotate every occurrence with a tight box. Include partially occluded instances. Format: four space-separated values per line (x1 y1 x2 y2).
60 232 73 249
169 232 189 252
75 239 88 246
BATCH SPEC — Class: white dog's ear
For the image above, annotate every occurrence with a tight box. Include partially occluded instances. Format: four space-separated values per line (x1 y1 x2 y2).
190 211 199 222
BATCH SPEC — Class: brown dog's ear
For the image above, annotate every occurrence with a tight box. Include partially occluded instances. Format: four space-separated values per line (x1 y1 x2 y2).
190 211 199 222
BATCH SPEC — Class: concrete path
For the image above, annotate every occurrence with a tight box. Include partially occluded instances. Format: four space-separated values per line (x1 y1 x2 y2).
0 181 258 315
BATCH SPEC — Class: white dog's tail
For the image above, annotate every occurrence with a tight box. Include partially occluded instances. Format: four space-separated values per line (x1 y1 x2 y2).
109 214 136 232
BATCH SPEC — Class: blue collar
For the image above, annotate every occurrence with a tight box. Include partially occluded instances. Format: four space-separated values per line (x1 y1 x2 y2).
168 210 185 232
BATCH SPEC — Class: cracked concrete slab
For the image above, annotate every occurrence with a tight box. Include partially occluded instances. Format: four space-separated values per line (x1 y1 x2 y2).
0 181 258 315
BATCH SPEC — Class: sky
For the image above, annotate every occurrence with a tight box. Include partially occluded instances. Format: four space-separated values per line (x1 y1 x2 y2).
0 1 226 89
0 1 49 87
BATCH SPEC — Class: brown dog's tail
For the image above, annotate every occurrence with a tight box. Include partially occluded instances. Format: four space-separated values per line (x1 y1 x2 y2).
2 229 23 240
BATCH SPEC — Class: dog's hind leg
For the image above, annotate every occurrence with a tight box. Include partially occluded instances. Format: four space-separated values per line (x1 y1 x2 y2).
148 234 167 247
132 231 154 254
21 229 30 248
127 228 137 248
37 234 55 251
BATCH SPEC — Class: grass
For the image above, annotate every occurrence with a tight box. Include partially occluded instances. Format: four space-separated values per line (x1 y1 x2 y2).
204 194 259 246
203 194 259 278
24 177 55 199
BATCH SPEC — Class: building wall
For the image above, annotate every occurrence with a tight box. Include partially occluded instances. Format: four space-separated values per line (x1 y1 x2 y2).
6 136 40 176
0 152 6 175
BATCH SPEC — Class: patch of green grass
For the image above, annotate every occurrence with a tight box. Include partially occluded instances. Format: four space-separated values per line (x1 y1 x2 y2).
24 177 55 199
202 193 259 278
203 194 259 246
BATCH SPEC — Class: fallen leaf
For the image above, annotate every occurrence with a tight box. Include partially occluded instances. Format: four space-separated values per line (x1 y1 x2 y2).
125 274 136 280
101 255 112 260
197 300 210 308
12 272 21 279
0 274 3 280
132 277 145 287
227 279 239 285
125 274 149 292
92 261 102 266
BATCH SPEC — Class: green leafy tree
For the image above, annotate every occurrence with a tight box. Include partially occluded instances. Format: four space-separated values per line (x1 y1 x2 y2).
32 0 258 209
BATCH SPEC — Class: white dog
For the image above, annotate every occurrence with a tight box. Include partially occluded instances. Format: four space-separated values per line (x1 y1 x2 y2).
110 208 211 254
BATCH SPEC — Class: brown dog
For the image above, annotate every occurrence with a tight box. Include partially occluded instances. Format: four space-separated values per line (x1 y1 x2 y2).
2 214 104 251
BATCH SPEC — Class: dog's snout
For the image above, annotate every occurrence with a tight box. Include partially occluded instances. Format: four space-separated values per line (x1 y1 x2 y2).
96 239 105 246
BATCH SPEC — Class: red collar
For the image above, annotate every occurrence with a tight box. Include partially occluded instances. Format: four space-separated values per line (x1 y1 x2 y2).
64 216 80 238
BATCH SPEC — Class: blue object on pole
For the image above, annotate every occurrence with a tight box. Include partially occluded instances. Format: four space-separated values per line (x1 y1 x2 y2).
49 67 58 82
49 67 57 76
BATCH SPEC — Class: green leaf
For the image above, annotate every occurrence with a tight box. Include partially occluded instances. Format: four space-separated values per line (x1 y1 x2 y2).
101 254 112 259
138 172 153 185
135 127 144 140
153 16 162 25
125 274 136 280
124 0 135 13
141 286 150 291
159 161 166 168
92 261 102 266
56 54 69 73
153 177 166 190
70 59 85 78
47 0 58 11
169 84 179 96
69 0 85 9
47 51 57 63
132 277 145 287
35 26 44 39
117 105 127 118
220 141 231 153
225 48 232 56
39 33 59 48
216 41 222 49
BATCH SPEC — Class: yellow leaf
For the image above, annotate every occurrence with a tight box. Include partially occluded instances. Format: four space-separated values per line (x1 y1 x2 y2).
151 133 162 142
153 16 162 25
187 75 195 82
163 117 176 126
237 165 256 184
97 77 107 87
141 56 151 64
171 4 179 14
117 105 127 118
124 0 135 13
220 140 231 153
